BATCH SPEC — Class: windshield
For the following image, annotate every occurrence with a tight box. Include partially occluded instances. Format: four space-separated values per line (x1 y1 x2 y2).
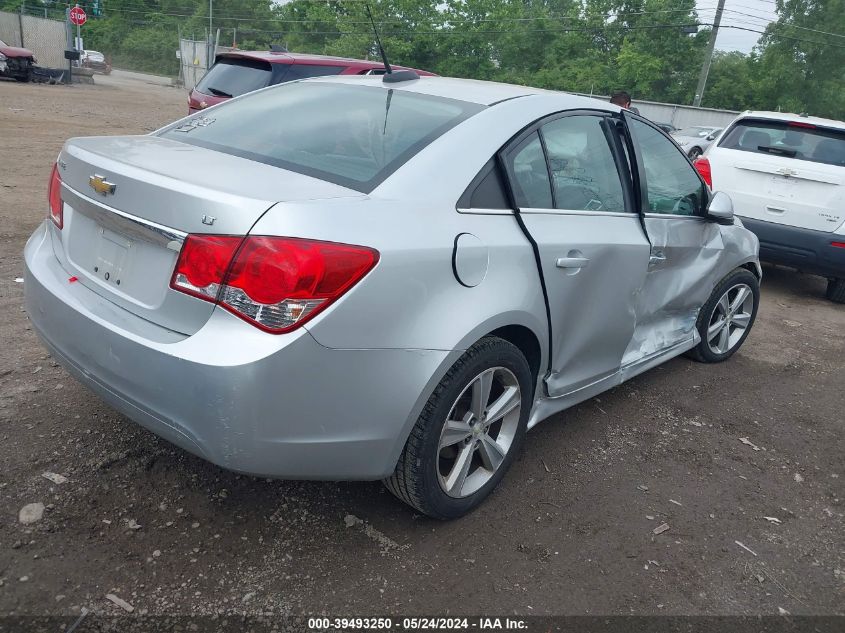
161 82 484 192
719 118 845 166
196 57 274 98
675 127 716 138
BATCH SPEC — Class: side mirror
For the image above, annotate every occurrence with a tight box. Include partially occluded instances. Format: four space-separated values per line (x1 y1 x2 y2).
706 191 734 224
706 134 716 141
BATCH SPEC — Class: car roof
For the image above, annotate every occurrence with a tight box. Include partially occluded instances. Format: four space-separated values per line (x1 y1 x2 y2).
305 74 590 107
736 110 845 131
219 50 409 69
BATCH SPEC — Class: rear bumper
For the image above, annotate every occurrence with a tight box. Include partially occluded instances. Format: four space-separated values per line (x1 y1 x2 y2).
24 222 452 479
738 216 845 279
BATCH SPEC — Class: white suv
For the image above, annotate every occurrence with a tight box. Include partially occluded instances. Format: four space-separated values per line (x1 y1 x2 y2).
695 111 845 302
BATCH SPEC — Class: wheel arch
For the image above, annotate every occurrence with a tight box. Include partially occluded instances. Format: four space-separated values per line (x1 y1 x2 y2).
486 324 542 392
384 315 547 478
739 259 763 281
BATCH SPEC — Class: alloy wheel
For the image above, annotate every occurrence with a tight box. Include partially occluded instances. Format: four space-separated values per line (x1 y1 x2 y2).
706 283 754 355
437 367 522 498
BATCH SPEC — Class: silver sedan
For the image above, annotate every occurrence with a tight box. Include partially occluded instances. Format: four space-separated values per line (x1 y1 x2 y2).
671 125 723 160
24 76 760 518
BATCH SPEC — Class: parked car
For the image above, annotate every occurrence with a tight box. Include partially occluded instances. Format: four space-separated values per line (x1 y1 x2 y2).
0 38 34 82
188 50 434 113
81 50 111 74
671 125 722 159
656 122 677 134
26 75 760 518
695 111 845 302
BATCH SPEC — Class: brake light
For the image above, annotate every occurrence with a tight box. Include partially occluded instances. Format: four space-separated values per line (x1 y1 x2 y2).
789 121 816 129
48 163 63 229
171 235 379 333
694 156 712 188
832 242 845 249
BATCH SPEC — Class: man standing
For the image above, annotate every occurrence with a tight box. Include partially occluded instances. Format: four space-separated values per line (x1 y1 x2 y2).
610 90 640 115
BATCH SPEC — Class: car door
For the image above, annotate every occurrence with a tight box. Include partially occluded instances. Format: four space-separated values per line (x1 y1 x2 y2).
502 112 651 398
622 115 725 363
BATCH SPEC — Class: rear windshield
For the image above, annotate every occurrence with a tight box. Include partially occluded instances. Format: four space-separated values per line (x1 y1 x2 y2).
196 57 272 98
719 118 845 167
160 82 484 192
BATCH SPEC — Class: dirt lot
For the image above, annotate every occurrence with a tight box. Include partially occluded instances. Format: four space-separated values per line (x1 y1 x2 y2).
0 73 843 621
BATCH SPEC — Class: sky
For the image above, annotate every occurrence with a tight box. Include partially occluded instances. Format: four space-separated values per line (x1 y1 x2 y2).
697 0 779 53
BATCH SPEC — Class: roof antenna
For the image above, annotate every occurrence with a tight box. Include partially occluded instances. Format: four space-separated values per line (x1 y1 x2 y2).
364 3 419 84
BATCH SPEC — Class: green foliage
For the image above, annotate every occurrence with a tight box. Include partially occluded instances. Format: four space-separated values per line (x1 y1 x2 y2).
10 0 844 118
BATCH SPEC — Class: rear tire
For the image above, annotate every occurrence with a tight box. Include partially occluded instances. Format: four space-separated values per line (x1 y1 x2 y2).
826 278 845 303
687 268 759 363
688 146 703 160
384 337 532 519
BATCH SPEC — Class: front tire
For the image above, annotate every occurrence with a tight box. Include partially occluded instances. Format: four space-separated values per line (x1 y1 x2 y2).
384 337 532 519
688 268 759 363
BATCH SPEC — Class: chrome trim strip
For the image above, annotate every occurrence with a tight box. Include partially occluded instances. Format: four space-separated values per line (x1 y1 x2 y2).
643 213 706 221
519 207 637 218
61 183 187 249
456 207 513 215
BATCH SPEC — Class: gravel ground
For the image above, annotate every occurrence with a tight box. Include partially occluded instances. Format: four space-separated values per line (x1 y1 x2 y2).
0 73 843 621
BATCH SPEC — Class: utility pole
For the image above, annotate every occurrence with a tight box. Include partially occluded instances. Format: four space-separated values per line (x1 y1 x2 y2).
693 0 726 107
209 0 212 36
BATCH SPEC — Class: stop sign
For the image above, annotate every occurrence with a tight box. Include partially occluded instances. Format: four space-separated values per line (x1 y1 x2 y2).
69 6 87 26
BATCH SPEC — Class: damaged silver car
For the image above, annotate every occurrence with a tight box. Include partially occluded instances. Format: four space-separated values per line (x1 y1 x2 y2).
24 76 760 519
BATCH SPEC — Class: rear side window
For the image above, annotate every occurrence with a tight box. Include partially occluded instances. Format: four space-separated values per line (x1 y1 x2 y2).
196 57 272 98
280 64 346 82
161 82 484 192
719 118 845 167
507 132 553 208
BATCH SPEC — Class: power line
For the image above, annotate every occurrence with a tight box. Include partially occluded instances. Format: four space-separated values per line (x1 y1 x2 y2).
720 8 845 40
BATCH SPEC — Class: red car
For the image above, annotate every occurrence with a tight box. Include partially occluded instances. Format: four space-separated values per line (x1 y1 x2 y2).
188 50 434 113
0 38 35 82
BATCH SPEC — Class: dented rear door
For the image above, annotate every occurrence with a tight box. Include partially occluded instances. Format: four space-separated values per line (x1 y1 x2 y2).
503 113 650 398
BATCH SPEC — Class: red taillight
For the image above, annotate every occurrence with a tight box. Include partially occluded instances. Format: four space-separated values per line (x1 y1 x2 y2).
789 121 816 129
170 235 379 333
48 163 63 229
694 156 712 188
832 242 845 249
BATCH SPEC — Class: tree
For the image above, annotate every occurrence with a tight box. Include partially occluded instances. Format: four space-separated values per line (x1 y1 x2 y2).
752 0 845 118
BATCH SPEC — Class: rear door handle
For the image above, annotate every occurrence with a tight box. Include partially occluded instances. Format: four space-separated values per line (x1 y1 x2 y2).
556 257 589 269
649 251 667 265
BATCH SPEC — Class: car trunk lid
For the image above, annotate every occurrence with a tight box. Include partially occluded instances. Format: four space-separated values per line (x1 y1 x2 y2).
54 135 363 335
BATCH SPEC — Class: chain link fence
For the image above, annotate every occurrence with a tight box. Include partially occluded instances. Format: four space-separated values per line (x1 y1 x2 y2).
0 10 67 70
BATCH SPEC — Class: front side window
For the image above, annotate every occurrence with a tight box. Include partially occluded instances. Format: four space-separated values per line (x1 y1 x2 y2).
719 118 845 167
161 82 484 192
541 115 626 212
631 118 706 216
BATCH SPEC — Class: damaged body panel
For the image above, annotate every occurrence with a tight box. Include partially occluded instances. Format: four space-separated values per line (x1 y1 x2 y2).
0 39 34 82
24 76 759 516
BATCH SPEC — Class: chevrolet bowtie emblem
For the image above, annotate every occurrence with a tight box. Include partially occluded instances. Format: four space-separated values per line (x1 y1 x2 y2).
89 174 116 196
